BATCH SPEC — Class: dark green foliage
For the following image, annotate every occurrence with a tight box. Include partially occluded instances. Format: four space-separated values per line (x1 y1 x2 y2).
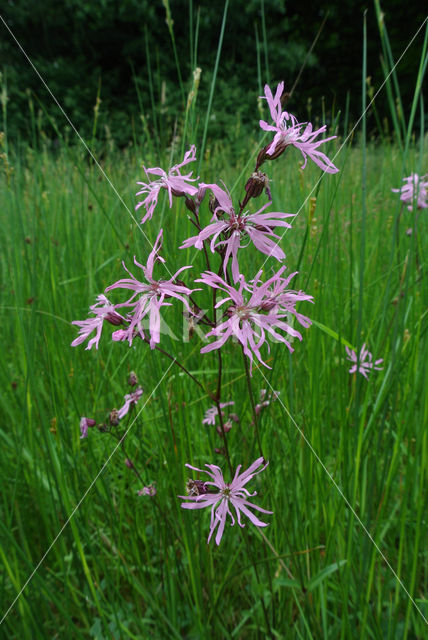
1 0 426 146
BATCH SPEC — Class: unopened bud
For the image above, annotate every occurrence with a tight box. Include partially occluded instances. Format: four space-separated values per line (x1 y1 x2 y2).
125 458 134 468
128 371 138 386
184 197 196 214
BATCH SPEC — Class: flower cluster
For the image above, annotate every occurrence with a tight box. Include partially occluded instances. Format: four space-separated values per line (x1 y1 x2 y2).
72 82 332 371
202 401 235 426
72 81 342 544
392 173 428 211
197 268 313 372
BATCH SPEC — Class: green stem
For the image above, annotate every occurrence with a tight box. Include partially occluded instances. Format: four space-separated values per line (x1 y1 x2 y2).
241 347 264 458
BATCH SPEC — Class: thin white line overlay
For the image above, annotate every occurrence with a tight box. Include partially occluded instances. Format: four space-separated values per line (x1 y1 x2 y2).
0 360 175 625
0 13 177 280
256 15 428 272
258 368 428 625
1 8 426 630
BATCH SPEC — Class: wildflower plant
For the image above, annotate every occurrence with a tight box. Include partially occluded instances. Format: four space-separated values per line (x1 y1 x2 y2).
72 82 339 544
392 173 428 211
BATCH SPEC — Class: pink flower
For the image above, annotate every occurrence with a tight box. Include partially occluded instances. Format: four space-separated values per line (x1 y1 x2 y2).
136 146 199 223
197 268 313 373
138 484 157 497
71 294 124 350
345 344 383 379
105 230 196 348
181 183 293 283
180 457 272 545
80 417 96 439
202 401 235 426
392 173 428 211
117 386 143 419
259 82 339 174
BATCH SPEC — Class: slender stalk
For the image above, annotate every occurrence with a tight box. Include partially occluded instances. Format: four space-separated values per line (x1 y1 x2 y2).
241 347 264 458
212 348 233 474
144 338 210 396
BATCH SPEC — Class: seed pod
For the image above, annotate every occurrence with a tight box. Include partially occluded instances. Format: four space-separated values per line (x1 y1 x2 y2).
244 171 269 199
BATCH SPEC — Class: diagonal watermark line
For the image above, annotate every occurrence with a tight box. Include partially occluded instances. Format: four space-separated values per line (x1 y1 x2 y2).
2 5 426 628
0 359 175 625
0 13 177 281
255 16 428 274
247 20 428 620
257 367 428 625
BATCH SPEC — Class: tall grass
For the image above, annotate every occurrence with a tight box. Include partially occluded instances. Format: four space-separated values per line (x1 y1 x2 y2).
0 3 428 639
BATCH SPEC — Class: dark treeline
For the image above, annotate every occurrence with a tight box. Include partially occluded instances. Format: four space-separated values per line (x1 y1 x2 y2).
0 0 426 148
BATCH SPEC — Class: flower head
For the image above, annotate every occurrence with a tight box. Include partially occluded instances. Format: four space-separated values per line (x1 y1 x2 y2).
117 386 143 420
180 457 272 545
202 401 235 426
345 344 383 379
71 294 124 350
105 230 196 348
80 417 96 439
138 484 157 497
181 183 293 283
136 146 199 223
259 82 338 174
197 268 313 373
392 173 428 211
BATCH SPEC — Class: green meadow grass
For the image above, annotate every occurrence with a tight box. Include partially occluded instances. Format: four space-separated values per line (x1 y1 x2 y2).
0 125 427 639
1 3 428 637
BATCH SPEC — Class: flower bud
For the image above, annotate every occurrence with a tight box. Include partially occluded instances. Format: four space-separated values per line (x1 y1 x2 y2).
128 371 138 386
184 197 196 214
